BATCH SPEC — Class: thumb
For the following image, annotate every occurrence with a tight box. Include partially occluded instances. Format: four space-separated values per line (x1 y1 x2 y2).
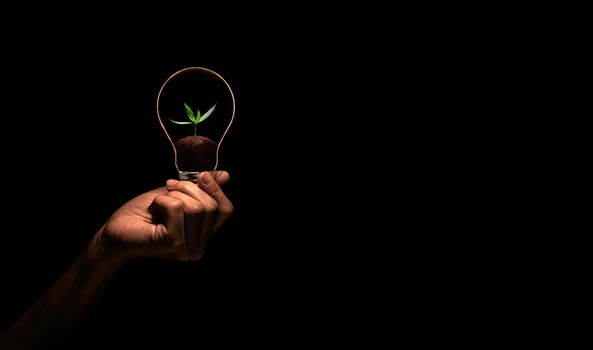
197 172 233 231
209 170 230 188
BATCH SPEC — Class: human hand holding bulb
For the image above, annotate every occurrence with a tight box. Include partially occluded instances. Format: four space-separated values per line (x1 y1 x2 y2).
98 66 236 263
94 171 233 263
0 67 236 348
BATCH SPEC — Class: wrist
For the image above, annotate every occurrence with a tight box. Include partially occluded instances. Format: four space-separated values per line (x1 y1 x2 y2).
85 226 126 272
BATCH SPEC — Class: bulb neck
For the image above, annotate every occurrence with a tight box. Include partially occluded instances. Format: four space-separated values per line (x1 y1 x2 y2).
179 171 201 184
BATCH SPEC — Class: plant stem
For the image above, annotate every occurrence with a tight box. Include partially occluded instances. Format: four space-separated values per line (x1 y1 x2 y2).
193 124 197 136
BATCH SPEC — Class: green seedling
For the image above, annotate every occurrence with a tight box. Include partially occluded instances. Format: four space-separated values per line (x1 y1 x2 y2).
170 102 217 136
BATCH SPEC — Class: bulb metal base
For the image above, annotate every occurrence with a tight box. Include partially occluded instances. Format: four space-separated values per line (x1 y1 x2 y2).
179 171 201 184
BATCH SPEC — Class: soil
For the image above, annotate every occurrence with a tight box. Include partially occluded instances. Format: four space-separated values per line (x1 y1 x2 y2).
174 135 218 171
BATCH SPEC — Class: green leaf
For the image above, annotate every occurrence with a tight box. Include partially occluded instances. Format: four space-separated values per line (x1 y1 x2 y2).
184 103 198 123
199 103 217 123
169 118 193 125
196 109 201 123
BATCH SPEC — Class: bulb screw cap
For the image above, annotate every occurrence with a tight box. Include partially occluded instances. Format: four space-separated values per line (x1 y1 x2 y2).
179 171 201 184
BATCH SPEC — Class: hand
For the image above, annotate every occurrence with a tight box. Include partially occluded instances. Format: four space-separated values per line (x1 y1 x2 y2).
0 172 232 348
94 171 233 263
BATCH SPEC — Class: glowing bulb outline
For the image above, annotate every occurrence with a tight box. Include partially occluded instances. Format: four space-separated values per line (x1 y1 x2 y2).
156 67 236 172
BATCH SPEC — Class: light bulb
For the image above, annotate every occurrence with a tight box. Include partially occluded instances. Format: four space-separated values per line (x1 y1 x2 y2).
156 67 236 183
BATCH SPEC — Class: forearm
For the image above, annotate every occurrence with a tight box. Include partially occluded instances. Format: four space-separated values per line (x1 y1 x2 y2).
0 231 123 348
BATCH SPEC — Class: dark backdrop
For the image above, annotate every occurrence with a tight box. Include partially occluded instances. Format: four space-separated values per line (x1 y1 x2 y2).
0 51 371 346
0 28 457 346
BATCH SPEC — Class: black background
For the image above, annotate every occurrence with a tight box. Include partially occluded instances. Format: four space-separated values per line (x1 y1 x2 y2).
0 43 389 346
0 17 502 346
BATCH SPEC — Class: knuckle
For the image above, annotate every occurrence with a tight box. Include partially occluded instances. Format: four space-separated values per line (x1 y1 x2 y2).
222 202 234 216
209 187 221 198
178 180 195 191
169 199 184 211
186 202 205 216
204 198 219 214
